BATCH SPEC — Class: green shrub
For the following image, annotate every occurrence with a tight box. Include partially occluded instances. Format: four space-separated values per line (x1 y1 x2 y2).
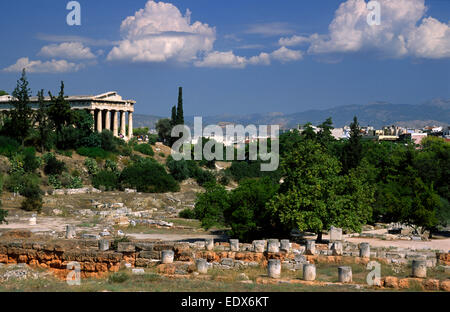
0 175 6 224
9 154 25 174
219 174 230 186
108 272 129 284
44 153 66 175
57 150 73 158
0 207 7 224
179 208 196 219
63 173 83 189
22 147 40 173
78 132 101 148
5 172 40 195
76 147 109 159
120 158 179 193
0 136 20 157
104 159 118 172
92 170 119 191
148 134 158 145
48 175 62 189
100 130 118 152
20 183 43 212
195 169 215 186
193 182 229 229
118 144 133 157
84 158 99 175
21 197 43 212
166 156 190 181
159 152 165 157
134 143 154 156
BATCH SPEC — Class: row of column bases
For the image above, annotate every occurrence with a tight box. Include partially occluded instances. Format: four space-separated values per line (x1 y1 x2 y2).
87 109 133 140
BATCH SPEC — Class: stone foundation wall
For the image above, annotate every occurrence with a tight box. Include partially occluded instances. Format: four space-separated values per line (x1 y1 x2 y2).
0 238 448 280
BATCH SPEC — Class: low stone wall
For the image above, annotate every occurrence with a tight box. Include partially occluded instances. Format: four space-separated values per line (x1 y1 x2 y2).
0 238 448 281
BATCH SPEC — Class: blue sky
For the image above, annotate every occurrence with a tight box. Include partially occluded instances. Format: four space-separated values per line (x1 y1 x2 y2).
0 0 449 117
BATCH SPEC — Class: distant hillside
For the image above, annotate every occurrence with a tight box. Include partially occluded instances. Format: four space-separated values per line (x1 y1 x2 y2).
135 98 449 130
133 114 164 129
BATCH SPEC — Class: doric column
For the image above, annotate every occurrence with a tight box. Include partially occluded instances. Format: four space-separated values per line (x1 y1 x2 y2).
105 110 111 131
128 112 133 139
113 110 118 137
97 109 103 133
90 110 95 131
120 111 126 137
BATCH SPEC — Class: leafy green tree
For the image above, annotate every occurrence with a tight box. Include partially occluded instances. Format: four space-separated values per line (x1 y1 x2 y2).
193 182 229 229
0 90 8 96
9 69 33 145
120 158 179 193
317 117 335 148
342 116 363 173
301 122 316 141
48 81 73 137
133 127 149 137
156 118 172 145
268 140 373 241
225 177 280 241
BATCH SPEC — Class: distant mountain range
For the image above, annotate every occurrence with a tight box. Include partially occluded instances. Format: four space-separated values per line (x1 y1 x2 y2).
134 98 450 130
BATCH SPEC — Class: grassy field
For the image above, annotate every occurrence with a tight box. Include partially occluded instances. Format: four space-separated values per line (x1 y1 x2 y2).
0 262 447 292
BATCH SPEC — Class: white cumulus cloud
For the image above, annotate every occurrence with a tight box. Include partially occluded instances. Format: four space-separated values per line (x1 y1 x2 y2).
194 51 247 68
38 42 97 60
306 0 450 59
271 47 303 62
3 57 83 73
278 35 311 47
195 47 302 68
107 0 216 63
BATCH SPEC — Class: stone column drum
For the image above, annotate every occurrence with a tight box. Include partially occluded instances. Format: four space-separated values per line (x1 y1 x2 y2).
162 250 175 264
98 239 110 251
359 242 370 258
267 239 280 253
268 259 281 279
230 239 239 252
412 260 427 278
332 241 343 256
205 239 214 251
196 259 208 274
65 225 76 239
303 264 316 281
338 266 352 283
280 239 290 252
305 239 316 255
253 240 266 253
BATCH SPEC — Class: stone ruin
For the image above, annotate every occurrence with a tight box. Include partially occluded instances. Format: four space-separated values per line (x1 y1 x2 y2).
0 228 449 291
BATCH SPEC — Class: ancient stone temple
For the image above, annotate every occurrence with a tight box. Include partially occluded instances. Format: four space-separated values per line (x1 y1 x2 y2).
0 91 135 140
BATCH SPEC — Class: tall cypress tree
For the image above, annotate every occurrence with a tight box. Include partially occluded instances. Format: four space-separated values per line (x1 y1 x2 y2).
48 81 73 136
176 87 184 125
171 105 177 126
35 89 52 152
9 69 33 145
343 116 363 173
